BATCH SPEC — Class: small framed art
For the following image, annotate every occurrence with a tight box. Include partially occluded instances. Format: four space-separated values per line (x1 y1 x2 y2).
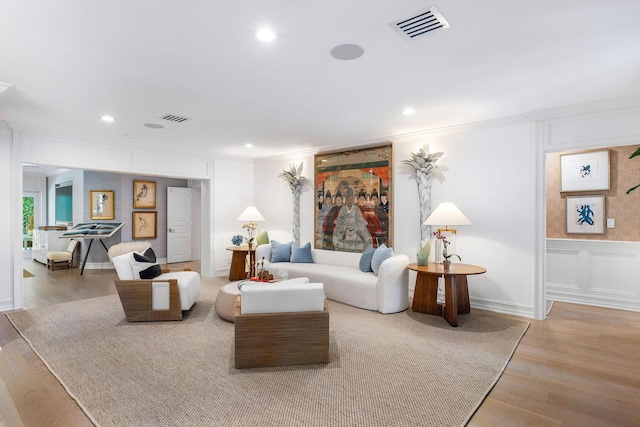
133 180 156 209
132 211 157 239
90 190 115 220
560 150 610 192
566 195 605 234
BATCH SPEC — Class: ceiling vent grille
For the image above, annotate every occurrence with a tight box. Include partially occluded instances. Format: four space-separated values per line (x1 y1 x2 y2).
391 6 450 41
160 114 190 123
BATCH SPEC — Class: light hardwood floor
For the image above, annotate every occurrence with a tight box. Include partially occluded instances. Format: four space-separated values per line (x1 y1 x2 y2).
3 258 640 426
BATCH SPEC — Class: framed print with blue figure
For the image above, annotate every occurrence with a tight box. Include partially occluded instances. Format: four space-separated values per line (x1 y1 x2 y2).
566 195 605 234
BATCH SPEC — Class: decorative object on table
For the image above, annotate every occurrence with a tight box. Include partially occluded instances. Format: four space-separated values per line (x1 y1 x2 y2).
236 206 266 250
231 234 243 246
560 149 610 192
254 256 275 282
315 143 393 252
132 211 158 239
565 195 605 234
90 190 115 220
626 146 640 194
279 163 308 246
132 180 156 208
403 145 443 245
417 241 431 266
424 202 471 263
433 230 461 271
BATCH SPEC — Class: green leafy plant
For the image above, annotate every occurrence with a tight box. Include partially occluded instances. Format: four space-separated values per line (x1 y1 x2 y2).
627 147 640 194
23 197 34 234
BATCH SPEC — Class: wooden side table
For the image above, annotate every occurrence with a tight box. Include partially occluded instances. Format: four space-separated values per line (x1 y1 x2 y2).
408 262 486 327
226 246 256 280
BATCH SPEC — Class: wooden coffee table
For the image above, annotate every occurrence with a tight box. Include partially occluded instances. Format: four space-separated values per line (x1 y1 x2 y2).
408 262 486 327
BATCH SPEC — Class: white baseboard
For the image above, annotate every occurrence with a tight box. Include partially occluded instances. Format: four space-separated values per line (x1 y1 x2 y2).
0 299 16 312
547 291 640 313
470 297 534 318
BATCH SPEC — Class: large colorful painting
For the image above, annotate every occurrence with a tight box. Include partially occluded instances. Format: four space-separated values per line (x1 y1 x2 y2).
315 143 393 253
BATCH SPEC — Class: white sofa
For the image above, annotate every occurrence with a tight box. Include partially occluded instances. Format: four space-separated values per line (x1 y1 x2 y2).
255 243 409 314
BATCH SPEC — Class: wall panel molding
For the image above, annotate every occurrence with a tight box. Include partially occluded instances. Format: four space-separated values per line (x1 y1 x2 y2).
547 239 640 312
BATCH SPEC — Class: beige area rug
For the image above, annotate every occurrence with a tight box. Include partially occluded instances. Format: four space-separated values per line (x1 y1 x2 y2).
22 269 34 278
7 277 529 427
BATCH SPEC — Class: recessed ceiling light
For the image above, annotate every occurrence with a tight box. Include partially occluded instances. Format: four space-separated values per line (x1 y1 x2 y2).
101 115 115 122
402 108 417 116
143 123 164 129
245 143 254 148
256 28 276 42
330 44 365 60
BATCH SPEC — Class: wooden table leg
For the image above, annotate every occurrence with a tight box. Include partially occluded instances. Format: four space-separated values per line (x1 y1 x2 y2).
456 275 470 314
229 250 248 281
443 275 459 326
412 272 442 315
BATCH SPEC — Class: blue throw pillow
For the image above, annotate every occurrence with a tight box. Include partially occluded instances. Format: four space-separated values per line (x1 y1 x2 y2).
371 244 394 276
291 242 314 263
359 245 375 272
270 240 292 263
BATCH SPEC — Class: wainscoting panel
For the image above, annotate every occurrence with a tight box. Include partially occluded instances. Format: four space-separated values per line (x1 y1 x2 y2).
546 248 580 290
547 239 640 311
588 252 638 295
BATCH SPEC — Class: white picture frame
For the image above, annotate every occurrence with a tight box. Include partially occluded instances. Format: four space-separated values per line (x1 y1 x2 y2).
566 195 605 234
560 150 610 192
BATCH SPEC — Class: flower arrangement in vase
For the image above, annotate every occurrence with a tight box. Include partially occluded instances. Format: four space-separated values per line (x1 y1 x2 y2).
243 223 257 249
433 230 460 271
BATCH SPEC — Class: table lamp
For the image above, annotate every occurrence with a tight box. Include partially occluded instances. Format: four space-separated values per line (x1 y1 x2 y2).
237 206 265 277
423 202 471 234
423 202 471 264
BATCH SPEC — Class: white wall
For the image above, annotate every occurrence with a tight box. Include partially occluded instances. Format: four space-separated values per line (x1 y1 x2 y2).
0 125 15 310
255 119 536 317
212 158 255 276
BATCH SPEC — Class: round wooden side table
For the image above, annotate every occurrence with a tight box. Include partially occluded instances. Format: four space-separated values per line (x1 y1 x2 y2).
408 262 486 327
226 246 256 280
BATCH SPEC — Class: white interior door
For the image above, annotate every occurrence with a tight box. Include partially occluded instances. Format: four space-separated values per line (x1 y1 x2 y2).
167 187 192 263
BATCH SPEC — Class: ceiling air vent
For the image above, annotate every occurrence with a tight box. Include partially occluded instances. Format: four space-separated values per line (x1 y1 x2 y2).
160 114 190 123
390 6 450 41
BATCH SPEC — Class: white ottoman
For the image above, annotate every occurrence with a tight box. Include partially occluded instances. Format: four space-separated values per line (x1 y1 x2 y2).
215 282 242 322
214 277 311 322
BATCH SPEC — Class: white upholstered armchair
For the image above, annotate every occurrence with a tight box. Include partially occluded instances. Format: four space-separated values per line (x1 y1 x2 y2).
108 242 201 321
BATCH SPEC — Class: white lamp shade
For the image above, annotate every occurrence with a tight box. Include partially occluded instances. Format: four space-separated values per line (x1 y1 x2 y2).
423 202 471 226
237 206 266 222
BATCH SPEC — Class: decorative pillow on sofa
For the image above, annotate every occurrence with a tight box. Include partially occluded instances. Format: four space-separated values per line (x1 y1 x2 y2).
270 240 292 263
130 248 162 279
371 244 394 276
291 242 314 263
256 229 270 246
359 245 375 272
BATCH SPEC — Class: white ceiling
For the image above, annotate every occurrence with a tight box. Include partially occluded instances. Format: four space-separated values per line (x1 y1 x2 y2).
2 1 640 159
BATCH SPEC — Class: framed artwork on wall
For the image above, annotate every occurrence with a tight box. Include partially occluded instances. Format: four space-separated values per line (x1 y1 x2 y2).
560 150 610 192
566 195 605 234
133 180 157 209
89 190 115 220
314 143 393 253
132 211 157 239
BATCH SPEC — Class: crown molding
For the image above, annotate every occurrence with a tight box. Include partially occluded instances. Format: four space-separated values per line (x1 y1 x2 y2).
6 120 210 161
524 94 640 121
